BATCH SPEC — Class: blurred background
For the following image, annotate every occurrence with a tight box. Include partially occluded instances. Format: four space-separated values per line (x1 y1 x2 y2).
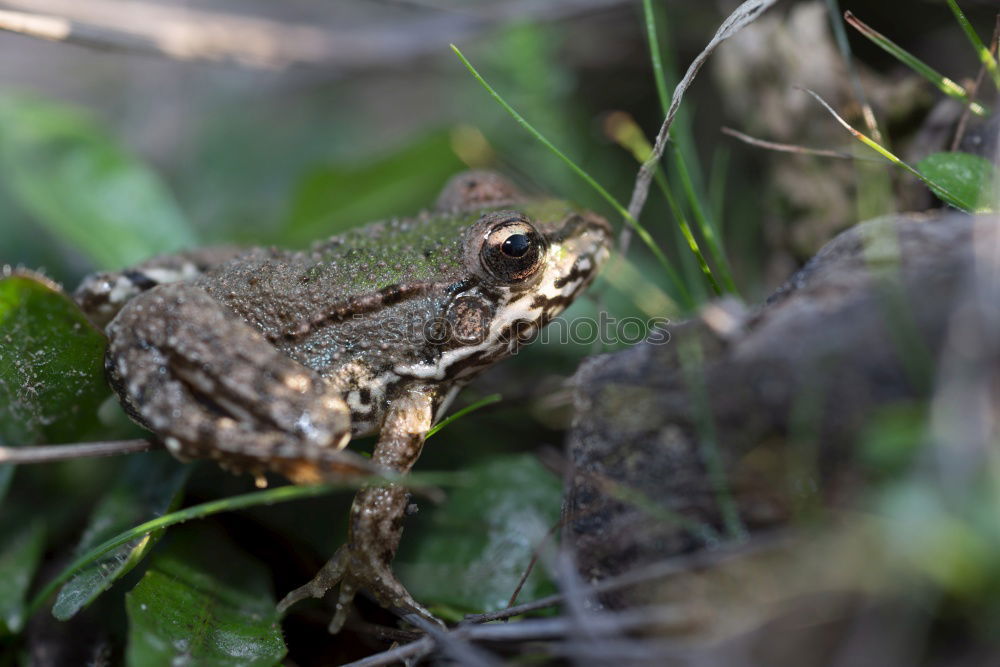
1 0 993 289
1 0 998 664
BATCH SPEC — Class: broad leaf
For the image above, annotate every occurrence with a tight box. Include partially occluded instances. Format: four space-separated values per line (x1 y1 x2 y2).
284 129 466 244
126 526 286 667
918 151 998 213
0 518 45 634
53 452 189 621
399 454 562 614
0 271 109 451
0 94 198 270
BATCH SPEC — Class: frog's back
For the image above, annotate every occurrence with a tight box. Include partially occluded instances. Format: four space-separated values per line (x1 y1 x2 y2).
198 211 475 331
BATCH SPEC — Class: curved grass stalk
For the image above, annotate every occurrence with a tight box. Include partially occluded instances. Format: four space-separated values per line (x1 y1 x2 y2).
450 44 694 311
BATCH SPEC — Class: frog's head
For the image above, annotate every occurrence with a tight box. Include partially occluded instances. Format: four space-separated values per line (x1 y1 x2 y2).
409 171 612 381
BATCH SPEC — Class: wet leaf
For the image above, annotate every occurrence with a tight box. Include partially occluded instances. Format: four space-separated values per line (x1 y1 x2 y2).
918 152 998 213
284 129 466 244
53 452 189 621
0 272 109 449
399 454 562 614
0 95 198 270
126 526 287 667
0 518 45 634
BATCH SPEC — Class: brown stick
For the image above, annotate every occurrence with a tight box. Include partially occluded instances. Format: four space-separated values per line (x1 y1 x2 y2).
344 605 693 667
721 126 881 161
0 439 157 464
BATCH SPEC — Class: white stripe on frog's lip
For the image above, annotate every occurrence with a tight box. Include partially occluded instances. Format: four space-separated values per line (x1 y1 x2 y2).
393 241 603 382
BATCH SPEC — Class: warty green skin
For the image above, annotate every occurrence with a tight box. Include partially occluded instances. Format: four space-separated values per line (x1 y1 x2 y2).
74 171 612 632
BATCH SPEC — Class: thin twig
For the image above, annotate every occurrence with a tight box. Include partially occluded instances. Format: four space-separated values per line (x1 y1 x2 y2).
349 537 790 665
405 615 502 667
463 533 788 624
343 636 435 667
557 548 613 659
344 605 693 667
951 16 1000 152
0 439 157 464
345 617 422 644
721 126 881 161
506 517 562 609
0 0 632 71
625 0 778 224
799 86 974 211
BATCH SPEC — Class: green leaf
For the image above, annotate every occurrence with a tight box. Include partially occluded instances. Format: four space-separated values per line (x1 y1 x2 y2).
399 454 562 614
0 94 198 270
52 452 189 621
283 129 466 244
0 272 109 449
125 526 287 667
918 152 998 213
0 518 45 634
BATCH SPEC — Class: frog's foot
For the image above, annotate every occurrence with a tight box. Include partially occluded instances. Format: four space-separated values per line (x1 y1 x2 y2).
277 545 441 634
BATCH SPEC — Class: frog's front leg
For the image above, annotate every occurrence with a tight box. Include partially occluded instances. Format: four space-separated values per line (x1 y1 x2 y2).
74 246 244 328
277 390 439 633
105 282 362 483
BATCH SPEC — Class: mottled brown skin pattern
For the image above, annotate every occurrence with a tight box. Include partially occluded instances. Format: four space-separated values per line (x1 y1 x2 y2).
76 170 612 632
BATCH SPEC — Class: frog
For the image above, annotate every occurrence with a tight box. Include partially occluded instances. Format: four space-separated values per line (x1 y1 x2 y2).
73 170 612 632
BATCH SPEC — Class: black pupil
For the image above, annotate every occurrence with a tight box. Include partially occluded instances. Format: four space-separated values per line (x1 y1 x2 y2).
501 233 531 258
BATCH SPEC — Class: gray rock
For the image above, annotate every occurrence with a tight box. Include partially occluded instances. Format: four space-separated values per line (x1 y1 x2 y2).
566 211 994 589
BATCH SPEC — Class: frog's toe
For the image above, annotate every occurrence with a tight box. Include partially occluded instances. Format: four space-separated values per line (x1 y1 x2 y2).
351 569 441 633
277 546 349 613
279 544 442 634
327 579 358 633
276 564 359 634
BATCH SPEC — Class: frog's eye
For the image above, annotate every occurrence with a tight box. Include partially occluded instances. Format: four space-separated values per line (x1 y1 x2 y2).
480 219 545 283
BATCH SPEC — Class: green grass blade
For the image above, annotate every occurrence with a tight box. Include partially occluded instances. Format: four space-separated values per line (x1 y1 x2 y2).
641 0 738 296
945 0 1000 90
25 473 459 620
678 337 747 541
708 145 731 225
825 0 885 141
450 44 694 310
26 485 340 619
665 177 723 297
803 88 976 212
427 393 502 439
643 0 672 117
670 143 738 294
605 112 722 297
845 11 989 116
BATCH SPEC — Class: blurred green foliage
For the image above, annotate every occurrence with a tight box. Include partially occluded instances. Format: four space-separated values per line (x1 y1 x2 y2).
125 526 287 666
399 454 562 617
0 518 45 635
52 453 188 622
0 96 198 271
